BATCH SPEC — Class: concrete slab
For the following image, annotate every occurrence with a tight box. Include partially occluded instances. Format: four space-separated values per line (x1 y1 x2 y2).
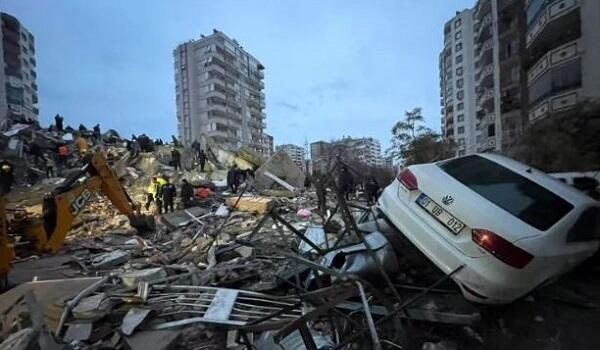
124 330 181 350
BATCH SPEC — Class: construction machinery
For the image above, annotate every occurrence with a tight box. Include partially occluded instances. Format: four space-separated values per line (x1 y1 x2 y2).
0 150 154 289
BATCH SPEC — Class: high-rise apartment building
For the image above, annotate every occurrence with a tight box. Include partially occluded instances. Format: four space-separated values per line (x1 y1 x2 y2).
440 9 478 156
335 137 383 167
525 0 600 123
441 0 528 155
1 12 38 129
174 29 266 152
310 137 383 173
276 144 305 168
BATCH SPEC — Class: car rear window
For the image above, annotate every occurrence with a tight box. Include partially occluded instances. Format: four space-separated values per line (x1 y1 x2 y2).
438 155 573 231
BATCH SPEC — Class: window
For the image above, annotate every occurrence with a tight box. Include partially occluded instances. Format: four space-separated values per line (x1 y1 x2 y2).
438 155 573 230
455 31 462 40
457 114 465 122
456 78 464 88
456 67 463 76
457 102 464 111
455 18 462 28
458 126 465 134
455 42 463 52
457 90 464 100
488 124 495 137
455 54 463 64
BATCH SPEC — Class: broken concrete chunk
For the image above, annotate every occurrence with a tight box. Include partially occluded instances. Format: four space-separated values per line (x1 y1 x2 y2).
226 196 273 214
121 308 153 336
124 330 181 350
72 293 112 320
91 250 129 269
64 322 93 342
160 206 208 230
215 204 229 217
120 267 167 288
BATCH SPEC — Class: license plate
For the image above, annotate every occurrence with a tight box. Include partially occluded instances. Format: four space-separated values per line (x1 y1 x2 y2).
416 193 465 235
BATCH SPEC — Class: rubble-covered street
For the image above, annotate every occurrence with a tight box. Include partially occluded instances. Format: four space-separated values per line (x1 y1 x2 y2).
1 124 600 350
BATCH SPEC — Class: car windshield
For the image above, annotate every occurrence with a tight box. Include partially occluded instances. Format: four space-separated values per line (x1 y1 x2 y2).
438 155 574 231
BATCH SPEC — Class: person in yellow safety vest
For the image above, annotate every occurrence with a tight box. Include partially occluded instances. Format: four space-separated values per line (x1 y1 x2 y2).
74 135 89 157
145 176 167 214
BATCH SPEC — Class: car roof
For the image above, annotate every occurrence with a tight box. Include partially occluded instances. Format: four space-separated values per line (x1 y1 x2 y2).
474 153 597 206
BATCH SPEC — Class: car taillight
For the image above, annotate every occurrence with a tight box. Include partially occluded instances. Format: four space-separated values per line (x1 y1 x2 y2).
397 168 418 190
472 229 533 269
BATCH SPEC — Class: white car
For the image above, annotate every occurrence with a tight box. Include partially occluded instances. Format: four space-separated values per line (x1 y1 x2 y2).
377 153 600 304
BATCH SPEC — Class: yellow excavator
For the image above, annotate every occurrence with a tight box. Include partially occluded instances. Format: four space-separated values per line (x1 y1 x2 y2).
0 150 154 289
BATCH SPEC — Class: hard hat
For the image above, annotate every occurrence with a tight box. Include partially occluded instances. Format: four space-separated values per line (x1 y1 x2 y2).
1 164 11 172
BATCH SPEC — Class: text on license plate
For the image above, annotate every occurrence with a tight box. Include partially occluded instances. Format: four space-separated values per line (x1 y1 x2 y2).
416 193 465 234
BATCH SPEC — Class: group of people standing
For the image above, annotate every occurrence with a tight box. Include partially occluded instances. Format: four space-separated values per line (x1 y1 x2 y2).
145 176 177 214
145 175 211 214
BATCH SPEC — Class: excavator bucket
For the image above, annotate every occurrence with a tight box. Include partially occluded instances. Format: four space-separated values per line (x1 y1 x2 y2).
129 214 156 234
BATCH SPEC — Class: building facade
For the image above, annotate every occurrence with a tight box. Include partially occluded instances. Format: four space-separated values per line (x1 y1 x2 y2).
174 29 266 152
335 137 383 167
261 133 274 159
310 137 383 173
441 0 530 155
1 12 38 129
440 9 478 156
276 143 305 168
525 0 600 123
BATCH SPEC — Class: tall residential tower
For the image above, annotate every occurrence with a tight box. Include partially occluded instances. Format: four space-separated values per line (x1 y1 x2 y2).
174 30 266 153
1 12 38 129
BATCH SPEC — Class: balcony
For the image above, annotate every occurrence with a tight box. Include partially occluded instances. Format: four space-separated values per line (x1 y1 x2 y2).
476 63 495 87
528 88 581 123
527 39 581 85
477 88 495 111
207 105 242 122
527 0 580 50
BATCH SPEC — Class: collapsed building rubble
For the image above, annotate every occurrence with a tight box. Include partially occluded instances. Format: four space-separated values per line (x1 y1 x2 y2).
1 124 600 349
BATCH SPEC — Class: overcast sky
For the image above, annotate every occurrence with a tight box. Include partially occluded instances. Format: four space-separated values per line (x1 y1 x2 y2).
3 0 474 149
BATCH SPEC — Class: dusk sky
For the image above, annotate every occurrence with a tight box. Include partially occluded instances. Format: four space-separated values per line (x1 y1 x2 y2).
3 0 475 150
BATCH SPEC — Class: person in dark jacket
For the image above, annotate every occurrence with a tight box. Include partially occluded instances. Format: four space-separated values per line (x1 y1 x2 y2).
171 149 181 170
160 178 177 213
54 114 64 132
365 177 380 205
93 124 101 143
198 150 207 172
0 160 15 195
227 164 240 193
338 166 354 201
180 179 196 208
78 124 87 132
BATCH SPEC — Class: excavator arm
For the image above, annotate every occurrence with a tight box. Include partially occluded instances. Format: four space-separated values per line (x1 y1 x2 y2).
28 151 154 253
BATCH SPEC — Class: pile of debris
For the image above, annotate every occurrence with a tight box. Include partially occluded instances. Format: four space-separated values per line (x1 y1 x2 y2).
2 123 600 350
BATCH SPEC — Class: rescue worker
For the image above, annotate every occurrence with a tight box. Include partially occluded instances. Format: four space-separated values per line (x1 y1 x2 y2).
45 154 56 178
55 114 64 132
365 177 380 205
145 176 167 214
180 179 196 208
227 164 240 193
160 178 177 213
198 150 207 172
171 148 181 170
0 161 15 195
339 165 354 201
93 124 101 143
75 134 89 157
